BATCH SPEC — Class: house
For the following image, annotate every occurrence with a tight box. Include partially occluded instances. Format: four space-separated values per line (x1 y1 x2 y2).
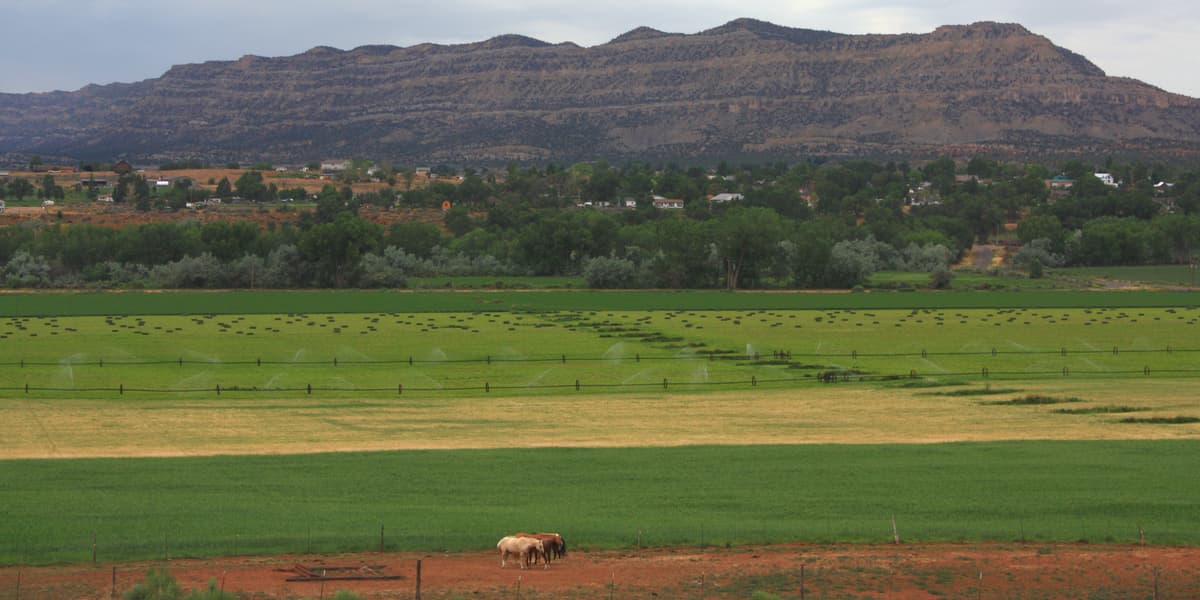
1045 175 1074 191
112 161 133 175
709 192 744 204
1093 173 1118 187
652 195 685 209
320 160 349 173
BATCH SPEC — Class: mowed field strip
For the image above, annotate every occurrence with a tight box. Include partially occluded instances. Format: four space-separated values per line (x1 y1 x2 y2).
3 381 1199 458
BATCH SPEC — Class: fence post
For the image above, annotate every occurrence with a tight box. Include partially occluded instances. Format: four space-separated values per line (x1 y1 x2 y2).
485 382 490 393
257 357 261 367
409 356 413 366
662 378 668 390
752 376 757 387
216 384 220 395
487 355 491 364
334 357 338 367
561 354 566 364
92 531 97 564
575 379 580 391
1113 346 1119 356
307 384 312 395
119 384 123 395
892 514 900 544
380 524 385 552
398 384 403 396
179 357 183 366
636 353 640 363
415 560 422 600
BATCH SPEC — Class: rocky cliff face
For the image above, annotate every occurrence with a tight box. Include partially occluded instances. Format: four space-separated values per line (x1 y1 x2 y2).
2 19 1198 163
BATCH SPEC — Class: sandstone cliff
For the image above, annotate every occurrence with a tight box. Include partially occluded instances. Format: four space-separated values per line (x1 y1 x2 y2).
2 19 1197 163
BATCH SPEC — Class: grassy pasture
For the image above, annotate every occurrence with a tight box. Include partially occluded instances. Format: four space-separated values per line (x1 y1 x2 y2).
1 441 1199 565
2 295 1199 566
3 307 1199 401
1056 265 1199 287
2 289 1200 317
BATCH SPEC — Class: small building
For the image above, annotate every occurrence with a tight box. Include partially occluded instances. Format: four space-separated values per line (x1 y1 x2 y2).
652 195 685 209
320 160 349 172
1046 175 1074 191
112 161 133 175
709 192 744 204
0 199 6 214
1093 173 1118 187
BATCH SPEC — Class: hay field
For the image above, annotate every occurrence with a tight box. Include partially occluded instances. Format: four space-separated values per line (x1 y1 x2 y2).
1 379 1198 459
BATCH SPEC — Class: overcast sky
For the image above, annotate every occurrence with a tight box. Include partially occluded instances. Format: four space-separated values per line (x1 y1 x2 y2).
2 0 1197 97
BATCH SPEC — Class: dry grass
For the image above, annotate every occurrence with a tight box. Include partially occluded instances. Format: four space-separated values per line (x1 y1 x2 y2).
2 379 1196 459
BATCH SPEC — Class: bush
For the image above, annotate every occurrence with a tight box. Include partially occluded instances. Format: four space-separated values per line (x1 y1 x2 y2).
583 256 638 288
1 250 52 288
123 568 237 600
928 267 954 289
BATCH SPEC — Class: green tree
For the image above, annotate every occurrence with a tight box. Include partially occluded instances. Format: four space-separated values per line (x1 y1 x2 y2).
298 213 382 287
711 207 784 290
7 178 34 200
234 170 266 201
215 177 232 198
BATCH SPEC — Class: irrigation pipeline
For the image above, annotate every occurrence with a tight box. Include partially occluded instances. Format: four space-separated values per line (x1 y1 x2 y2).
2 345 1199 368
5 367 1200 396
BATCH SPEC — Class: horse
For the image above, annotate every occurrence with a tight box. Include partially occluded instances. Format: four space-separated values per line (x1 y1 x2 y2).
497 535 545 569
515 532 566 563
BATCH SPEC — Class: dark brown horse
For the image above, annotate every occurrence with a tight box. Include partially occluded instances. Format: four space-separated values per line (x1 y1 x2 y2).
515 532 565 563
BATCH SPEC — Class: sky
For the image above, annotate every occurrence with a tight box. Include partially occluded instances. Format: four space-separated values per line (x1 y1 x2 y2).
1 0 1197 97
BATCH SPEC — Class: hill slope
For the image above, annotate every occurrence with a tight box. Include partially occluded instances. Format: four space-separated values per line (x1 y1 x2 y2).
2 19 1198 163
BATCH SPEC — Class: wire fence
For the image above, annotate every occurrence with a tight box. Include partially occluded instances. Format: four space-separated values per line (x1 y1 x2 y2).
3 367 1200 397
2 345 1199 368
4 520 1199 568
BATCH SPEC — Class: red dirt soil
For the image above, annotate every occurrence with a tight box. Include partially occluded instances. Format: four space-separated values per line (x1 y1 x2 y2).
4 543 1198 599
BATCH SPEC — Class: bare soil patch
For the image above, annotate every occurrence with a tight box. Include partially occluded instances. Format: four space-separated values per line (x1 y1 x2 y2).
4 543 1197 599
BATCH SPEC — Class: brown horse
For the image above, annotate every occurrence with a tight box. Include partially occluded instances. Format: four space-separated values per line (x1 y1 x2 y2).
497 536 545 569
515 532 565 563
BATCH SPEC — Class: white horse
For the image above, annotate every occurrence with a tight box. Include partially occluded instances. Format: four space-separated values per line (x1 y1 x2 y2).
497 535 545 569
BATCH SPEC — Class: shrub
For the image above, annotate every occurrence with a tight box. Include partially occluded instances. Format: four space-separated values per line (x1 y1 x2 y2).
123 568 237 600
928 267 954 289
583 256 638 289
1 250 52 288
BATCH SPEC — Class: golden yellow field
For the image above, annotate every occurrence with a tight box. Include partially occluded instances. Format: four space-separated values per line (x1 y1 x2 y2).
3 379 1196 459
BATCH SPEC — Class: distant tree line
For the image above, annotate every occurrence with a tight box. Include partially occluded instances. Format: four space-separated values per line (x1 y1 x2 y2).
2 157 1199 289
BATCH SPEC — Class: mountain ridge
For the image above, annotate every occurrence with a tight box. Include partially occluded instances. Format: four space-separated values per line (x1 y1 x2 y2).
1 19 1197 164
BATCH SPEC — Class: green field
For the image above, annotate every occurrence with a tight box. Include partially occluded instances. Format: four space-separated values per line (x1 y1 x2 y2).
1056 265 1200 287
2 291 1199 566
1 288 1200 317
4 306 1200 399
1 441 1198 564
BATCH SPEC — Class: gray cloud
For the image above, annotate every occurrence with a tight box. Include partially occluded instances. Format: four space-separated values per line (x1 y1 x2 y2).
0 0 1195 97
